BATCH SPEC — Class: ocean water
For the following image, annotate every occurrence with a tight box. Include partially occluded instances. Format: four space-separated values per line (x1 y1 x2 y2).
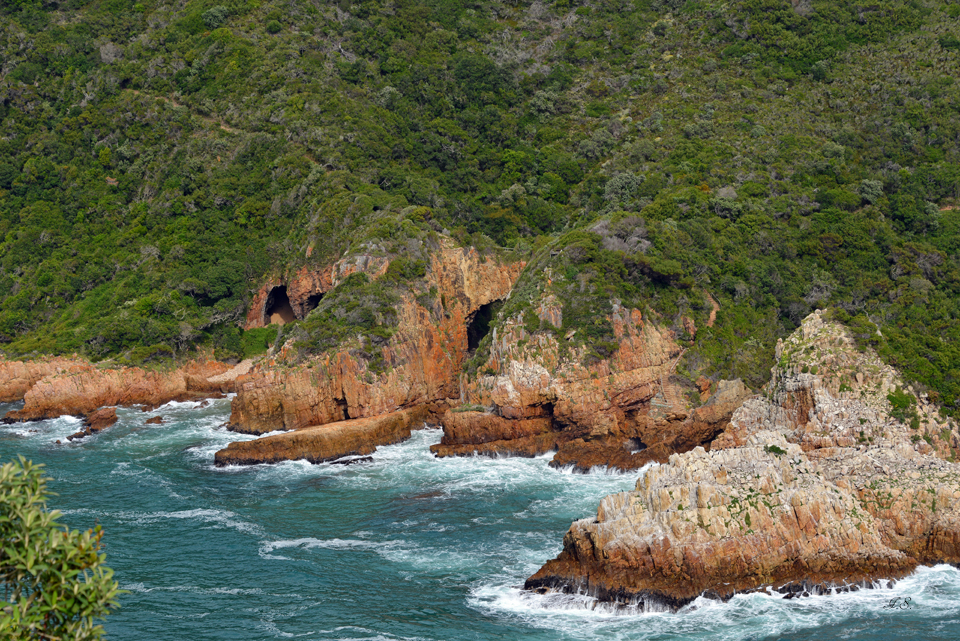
1 396 958 641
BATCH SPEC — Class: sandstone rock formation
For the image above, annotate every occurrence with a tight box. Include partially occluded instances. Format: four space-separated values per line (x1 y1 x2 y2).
437 295 750 470
527 311 960 608
244 256 389 329
3 359 238 423
214 405 443 466
228 239 523 434
526 432 917 606
0 357 87 403
145 416 164 425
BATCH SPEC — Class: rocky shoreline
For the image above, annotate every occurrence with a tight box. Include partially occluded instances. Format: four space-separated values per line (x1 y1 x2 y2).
525 311 960 608
2 287 958 610
0 357 248 432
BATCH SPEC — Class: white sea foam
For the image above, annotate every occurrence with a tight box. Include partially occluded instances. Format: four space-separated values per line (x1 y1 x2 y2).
0 412 84 441
107 507 266 537
330 626 429 641
121 582 267 597
467 564 960 640
259 537 404 560
15 399 957 639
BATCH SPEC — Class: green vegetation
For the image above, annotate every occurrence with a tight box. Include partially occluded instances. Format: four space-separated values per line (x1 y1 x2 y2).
764 444 787 456
888 387 918 423
0 0 958 413
1 457 121 640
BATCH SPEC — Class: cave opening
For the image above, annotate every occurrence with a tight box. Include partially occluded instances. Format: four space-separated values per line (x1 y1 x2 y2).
466 300 502 352
335 397 351 421
265 286 296 325
304 293 324 316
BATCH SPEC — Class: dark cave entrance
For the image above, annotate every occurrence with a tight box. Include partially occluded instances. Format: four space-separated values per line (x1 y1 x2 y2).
265 286 296 325
336 397 351 421
467 300 502 352
304 293 324 316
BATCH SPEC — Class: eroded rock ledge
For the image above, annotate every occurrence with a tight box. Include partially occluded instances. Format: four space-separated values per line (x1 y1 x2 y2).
430 378 748 471
214 404 447 466
526 311 960 608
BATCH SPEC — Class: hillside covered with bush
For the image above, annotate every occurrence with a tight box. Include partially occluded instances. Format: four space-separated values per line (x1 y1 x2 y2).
0 0 959 411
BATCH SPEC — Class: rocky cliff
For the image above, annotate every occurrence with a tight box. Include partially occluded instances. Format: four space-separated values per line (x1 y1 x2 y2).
227 240 523 434
435 293 750 471
527 311 960 607
244 254 391 329
715 310 959 460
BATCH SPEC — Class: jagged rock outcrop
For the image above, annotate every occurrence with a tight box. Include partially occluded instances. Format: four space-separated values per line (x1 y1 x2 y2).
228 240 524 434
0 357 87 403
809 445 960 565
432 379 750 471
3 360 237 423
67 407 119 441
715 310 959 460
438 296 750 470
527 311 960 607
214 404 444 466
526 432 917 606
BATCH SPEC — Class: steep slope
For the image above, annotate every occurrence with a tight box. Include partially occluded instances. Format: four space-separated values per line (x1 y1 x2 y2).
0 1 958 418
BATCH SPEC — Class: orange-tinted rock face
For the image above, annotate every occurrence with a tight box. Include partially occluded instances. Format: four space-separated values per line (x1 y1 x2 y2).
244 255 392 329
67 406 119 441
214 405 443 466
3 360 235 423
441 299 752 471
84 406 119 432
228 241 524 434
0 357 87 402
432 380 750 472
526 313 960 609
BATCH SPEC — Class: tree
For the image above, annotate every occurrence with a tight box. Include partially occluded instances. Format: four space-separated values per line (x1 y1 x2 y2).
1 457 121 640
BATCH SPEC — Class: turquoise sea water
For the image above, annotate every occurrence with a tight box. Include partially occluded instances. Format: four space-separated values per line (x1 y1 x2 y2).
1 396 958 641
